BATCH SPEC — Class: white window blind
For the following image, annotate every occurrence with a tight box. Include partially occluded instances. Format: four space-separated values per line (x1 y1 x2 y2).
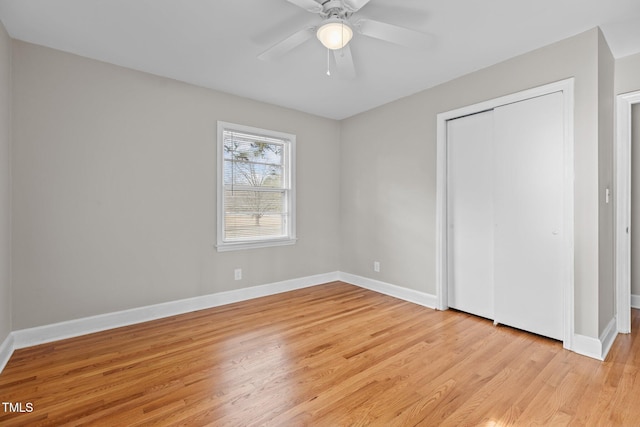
217 122 296 251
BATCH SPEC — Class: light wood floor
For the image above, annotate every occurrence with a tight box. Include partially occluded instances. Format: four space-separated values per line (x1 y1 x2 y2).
1 281 640 426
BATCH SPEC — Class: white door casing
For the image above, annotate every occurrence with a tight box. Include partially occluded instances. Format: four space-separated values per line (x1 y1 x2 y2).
436 79 575 349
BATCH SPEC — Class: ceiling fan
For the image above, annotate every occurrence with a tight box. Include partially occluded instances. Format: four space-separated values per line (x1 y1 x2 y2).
258 0 433 78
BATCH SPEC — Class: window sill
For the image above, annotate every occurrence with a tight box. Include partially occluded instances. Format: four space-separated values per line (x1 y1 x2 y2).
215 238 297 252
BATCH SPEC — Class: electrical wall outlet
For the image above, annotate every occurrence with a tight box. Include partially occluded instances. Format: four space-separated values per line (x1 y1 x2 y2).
234 268 242 280
373 261 380 273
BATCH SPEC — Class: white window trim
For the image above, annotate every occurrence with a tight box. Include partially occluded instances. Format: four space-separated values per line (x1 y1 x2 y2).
216 121 297 252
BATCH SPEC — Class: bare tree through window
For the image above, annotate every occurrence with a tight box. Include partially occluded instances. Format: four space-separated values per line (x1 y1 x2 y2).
223 132 288 240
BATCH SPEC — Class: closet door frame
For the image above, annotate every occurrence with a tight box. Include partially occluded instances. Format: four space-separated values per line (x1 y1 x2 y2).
435 78 575 350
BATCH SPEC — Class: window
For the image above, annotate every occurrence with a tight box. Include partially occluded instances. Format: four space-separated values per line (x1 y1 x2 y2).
216 121 296 251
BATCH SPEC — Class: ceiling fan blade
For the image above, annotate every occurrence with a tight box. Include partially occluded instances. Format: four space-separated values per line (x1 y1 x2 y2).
333 45 356 79
286 0 323 13
356 18 434 49
343 0 372 12
258 27 315 61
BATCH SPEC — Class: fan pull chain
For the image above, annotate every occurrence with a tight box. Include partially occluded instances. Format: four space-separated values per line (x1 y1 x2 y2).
326 48 331 76
340 21 345 57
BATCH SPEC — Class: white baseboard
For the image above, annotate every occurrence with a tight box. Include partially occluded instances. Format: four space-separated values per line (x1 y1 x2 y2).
2 270 611 375
7 271 436 354
631 294 640 309
339 272 438 309
11 271 340 350
600 317 618 360
0 332 14 373
572 334 602 360
571 317 618 361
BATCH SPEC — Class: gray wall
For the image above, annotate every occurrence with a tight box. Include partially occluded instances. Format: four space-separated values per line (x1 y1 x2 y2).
5 27 626 340
11 41 342 329
616 52 640 299
597 30 615 334
0 20 11 343
615 52 640 96
340 28 610 338
632 105 640 297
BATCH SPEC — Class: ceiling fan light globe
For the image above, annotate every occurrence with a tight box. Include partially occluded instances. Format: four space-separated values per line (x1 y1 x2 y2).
317 20 353 50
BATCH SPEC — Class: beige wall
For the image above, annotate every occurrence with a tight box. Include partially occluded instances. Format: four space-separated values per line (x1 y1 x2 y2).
0 20 11 342
11 41 342 329
340 28 608 338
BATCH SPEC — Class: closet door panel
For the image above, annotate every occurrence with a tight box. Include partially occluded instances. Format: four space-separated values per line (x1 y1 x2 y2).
493 92 564 340
447 110 495 319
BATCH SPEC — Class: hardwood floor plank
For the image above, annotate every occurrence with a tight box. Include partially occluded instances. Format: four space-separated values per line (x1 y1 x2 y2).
442 339 557 425
1 282 639 426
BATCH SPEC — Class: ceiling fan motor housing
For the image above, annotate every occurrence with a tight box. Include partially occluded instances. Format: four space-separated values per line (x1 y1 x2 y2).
321 0 351 19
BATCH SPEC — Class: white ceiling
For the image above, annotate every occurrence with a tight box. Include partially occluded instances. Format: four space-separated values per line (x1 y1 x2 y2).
0 0 639 120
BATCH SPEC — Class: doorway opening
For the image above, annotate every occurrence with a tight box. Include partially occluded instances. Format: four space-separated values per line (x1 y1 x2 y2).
615 90 640 334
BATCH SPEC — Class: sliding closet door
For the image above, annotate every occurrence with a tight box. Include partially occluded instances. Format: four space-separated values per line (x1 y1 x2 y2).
493 92 564 340
447 110 495 319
